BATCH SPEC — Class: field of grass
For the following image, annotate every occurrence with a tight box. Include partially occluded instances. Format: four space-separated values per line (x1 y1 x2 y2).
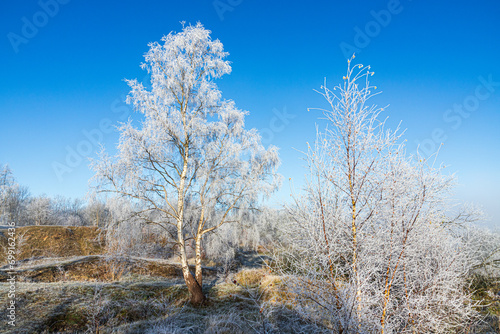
0 261 322 333
1 225 499 333
0 225 321 333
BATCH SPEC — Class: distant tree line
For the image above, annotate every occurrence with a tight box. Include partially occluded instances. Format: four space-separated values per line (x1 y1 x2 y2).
0 164 110 227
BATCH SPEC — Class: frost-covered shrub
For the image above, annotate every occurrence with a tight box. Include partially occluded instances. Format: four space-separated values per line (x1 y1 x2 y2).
273 58 479 333
104 197 174 258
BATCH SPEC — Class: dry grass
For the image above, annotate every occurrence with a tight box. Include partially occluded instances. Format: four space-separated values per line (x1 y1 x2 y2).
0 278 190 333
0 255 217 283
0 266 327 334
234 268 267 287
0 225 105 265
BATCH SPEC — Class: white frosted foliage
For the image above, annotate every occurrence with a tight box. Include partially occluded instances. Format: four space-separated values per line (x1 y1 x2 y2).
91 23 280 304
275 57 479 333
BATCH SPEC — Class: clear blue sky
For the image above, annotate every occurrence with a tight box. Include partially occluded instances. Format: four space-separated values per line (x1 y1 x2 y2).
1 0 499 228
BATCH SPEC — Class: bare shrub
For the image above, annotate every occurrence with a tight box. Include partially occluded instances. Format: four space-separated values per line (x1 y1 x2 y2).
204 223 238 263
273 58 480 333
104 197 173 259
462 226 500 278
85 284 115 333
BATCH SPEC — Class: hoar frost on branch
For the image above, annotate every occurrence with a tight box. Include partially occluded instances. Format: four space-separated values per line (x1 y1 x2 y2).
274 56 479 333
91 23 280 305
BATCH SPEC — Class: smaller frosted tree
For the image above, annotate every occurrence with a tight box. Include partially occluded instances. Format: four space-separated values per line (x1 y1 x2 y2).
27 195 53 226
274 57 478 333
91 23 280 304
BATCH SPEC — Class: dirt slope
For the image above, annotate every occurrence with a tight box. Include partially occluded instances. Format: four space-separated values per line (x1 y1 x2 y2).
0 225 105 264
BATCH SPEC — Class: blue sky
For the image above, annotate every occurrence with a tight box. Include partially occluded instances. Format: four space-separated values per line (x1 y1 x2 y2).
1 0 499 228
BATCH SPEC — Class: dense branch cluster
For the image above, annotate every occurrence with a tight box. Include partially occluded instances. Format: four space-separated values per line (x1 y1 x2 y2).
274 58 480 333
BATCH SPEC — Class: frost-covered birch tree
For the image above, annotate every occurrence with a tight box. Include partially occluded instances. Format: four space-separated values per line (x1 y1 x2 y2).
91 23 280 305
274 57 478 333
